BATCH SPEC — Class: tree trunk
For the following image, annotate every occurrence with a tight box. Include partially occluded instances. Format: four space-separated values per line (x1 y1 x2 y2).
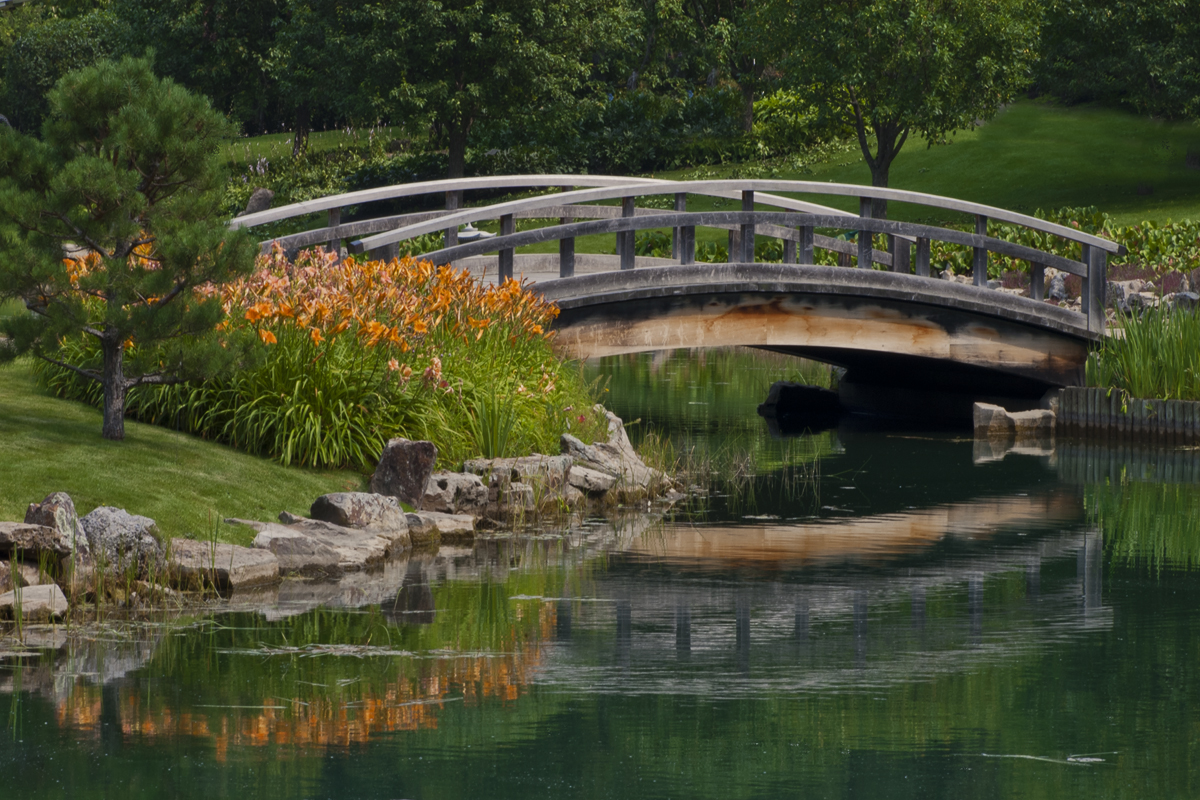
740 81 755 133
292 101 311 158
868 161 890 220
446 118 470 180
101 336 128 441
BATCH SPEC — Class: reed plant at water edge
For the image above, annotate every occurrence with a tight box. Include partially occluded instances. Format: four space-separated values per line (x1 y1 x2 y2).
1087 306 1200 401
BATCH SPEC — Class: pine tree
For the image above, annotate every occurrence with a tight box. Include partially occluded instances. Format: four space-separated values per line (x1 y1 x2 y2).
0 57 258 440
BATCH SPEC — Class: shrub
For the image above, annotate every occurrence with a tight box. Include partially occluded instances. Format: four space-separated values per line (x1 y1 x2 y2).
40 250 606 469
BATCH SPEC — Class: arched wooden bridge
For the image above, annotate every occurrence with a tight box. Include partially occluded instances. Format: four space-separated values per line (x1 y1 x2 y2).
230 175 1124 407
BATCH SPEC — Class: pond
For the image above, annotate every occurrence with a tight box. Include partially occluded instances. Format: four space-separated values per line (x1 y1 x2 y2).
3 348 1200 799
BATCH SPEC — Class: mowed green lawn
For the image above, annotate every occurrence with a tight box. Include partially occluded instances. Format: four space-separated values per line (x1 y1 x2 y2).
0 361 366 544
490 101 1200 257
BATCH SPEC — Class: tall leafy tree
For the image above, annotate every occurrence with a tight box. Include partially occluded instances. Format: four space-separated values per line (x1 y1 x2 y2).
378 0 629 179
0 57 258 440
768 0 1041 209
687 0 775 132
1037 0 1200 120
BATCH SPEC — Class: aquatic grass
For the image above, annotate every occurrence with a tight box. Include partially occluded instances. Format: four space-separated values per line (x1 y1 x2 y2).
1087 307 1200 400
468 388 517 460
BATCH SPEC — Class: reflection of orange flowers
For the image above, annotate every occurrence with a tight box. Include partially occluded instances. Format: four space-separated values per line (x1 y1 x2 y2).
51 601 558 761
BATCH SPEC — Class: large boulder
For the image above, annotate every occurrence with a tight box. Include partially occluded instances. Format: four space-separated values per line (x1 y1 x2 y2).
0 584 69 622
567 465 617 496
241 187 275 216
560 406 666 493
371 439 438 506
420 472 488 515
168 539 281 591
310 493 409 533
79 507 164 574
24 492 89 558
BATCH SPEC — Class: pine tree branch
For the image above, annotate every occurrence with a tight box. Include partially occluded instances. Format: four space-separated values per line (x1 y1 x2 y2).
35 353 101 383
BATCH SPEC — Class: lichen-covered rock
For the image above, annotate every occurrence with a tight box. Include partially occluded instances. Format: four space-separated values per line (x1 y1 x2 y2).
463 454 573 489
168 538 281 590
310 493 408 533
80 507 164 574
371 439 438 506
24 492 88 557
0 522 71 558
421 472 488 515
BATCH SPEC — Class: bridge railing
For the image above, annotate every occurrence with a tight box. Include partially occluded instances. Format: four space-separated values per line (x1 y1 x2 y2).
230 175 1124 335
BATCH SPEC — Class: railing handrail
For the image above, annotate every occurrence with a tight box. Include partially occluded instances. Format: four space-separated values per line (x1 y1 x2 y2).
227 174 668 229
412 211 1090 277
346 179 1122 255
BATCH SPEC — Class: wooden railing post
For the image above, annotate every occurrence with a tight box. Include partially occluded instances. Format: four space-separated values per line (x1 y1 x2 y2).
1087 246 1106 334
559 195 575 277
915 238 931 277
973 214 988 287
890 235 910 273
1080 243 1092 319
672 193 687 260
680 224 696 265
741 190 756 263
857 197 873 269
498 213 515 282
783 237 797 264
798 225 814 265
327 207 342 260
445 190 461 250
1031 262 1045 301
620 196 636 270
728 229 740 263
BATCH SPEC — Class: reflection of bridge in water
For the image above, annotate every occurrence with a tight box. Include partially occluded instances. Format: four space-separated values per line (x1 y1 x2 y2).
232 175 1126 415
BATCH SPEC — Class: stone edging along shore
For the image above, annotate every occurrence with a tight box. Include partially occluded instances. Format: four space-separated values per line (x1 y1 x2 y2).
0 405 687 622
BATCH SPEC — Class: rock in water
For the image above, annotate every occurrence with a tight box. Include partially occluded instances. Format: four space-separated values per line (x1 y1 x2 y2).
371 439 438 506
168 539 280 590
25 492 89 557
0 584 69 622
241 187 275 216
80 507 164 574
567 465 617 495
310 493 409 533
560 406 666 493
420 472 488 515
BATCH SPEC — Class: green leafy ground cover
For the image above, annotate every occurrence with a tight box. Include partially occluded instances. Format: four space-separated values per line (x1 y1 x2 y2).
0 360 363 544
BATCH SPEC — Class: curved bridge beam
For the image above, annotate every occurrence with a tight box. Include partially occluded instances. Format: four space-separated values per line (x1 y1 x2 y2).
540 264 1094 392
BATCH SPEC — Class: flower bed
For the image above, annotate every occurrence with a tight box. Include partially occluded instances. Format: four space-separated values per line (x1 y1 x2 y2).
41 248 604 470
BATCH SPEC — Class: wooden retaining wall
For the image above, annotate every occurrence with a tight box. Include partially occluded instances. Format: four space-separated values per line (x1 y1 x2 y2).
1057 441 1200 485
1058 387 1200 445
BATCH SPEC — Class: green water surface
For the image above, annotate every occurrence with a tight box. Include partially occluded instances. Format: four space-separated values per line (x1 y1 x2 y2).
2 349 1199 799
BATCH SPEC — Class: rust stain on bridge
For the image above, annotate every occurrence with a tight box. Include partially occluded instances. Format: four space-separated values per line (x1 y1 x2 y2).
552 292 1087 386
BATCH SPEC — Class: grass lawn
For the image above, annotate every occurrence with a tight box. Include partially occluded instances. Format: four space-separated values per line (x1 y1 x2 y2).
651 100 1200 226
0 361 366 545
223 126 405 173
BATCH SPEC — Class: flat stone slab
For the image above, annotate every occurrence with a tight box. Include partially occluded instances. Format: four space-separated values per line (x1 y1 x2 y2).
168 538 281 590
405 512 476 545
230 517 410 576
0 522 70 557
0 584 69 622
568 465 617 495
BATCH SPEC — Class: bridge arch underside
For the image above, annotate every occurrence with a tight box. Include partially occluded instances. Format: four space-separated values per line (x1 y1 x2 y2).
542 265 1095 422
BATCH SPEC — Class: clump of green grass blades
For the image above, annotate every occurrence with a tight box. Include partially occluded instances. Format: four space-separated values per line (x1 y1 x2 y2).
1088 307 1200 401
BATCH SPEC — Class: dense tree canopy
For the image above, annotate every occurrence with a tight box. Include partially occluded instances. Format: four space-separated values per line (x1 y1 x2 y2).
0 57 257 440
